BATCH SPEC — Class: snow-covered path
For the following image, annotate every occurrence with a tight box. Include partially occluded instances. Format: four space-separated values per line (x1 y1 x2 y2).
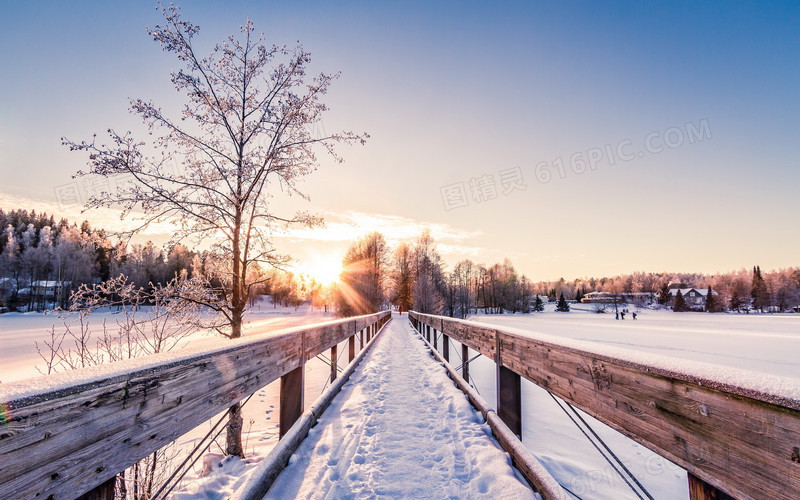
264 316 537 499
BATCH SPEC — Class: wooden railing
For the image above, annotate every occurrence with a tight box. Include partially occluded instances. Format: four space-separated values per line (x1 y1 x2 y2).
0 311 391 499
409 311 800 500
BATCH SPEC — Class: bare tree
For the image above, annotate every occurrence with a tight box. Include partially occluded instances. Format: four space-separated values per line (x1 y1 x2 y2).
337 232 388 316
63 4 367 457
64 5 366 337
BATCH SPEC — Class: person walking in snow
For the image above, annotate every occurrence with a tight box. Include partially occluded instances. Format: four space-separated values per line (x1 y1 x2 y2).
615 311 619 320
632 312 637 320
620 311 625 320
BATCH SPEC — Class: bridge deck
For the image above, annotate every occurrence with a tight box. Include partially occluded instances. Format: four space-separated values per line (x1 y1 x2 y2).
262 315 536 499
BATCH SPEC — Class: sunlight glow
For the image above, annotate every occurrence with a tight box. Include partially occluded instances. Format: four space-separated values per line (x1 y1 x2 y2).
296 253 344 285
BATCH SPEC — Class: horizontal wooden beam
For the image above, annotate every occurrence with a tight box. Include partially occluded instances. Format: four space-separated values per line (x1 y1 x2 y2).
411 311 800 500
0 311 390 499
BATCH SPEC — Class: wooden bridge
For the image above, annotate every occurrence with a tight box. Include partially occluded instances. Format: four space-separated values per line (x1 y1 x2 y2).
1 310 798 499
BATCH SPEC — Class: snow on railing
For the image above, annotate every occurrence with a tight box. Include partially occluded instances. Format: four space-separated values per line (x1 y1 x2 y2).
409 311 800 500
0 310 391 499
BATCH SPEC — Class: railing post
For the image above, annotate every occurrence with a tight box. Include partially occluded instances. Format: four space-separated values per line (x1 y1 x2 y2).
76 476 116 500
442 333 449 362
688 473 735 500
349 335 355 362
330 344 338 383
280 332 305 439
360 329 364 350
433 327 438 350
496 331 521 436
462 343 469 381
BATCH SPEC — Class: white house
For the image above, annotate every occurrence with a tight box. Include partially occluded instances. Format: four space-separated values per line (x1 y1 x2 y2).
668 287 718 309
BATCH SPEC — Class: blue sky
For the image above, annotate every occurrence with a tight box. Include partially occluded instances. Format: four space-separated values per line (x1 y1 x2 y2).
1 1 798 280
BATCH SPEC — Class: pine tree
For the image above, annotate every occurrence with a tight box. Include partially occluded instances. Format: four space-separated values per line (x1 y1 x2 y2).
556 292 570 312
673 290 687 312
658 283 670 305
704 286 717 312
751 265 767 312
730 289 741 312
533 294 544 312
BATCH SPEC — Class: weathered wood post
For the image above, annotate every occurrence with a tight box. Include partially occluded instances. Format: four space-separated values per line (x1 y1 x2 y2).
495 331 521 436
360 329 364 350
280 364 305 439
76 477 116 500
330 344 338 382
688 473 735 500
433 326 438 350
441 319 450 362
349 335 355 362
462 343 469 382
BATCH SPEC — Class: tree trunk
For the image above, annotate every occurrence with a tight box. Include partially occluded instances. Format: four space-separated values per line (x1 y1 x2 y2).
226 211 245 457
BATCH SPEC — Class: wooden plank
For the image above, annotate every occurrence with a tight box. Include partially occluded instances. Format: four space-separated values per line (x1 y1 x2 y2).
409 313 800 500
349 335 355 363
330 345 338 383
497 330 522 437
0 311 389 499
462 344 470 382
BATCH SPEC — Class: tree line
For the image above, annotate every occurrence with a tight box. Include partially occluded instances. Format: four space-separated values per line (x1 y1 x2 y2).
333 230 800 317
0 208 335 313
334 229 541 319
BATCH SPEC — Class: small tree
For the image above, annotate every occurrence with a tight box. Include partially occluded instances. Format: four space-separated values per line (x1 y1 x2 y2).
729 289 742 312
751 265 767 312
533 294 545 312
63 5 367 457
556 293 570 312
673 290 688 312
657 283 670 305
704 286 718 312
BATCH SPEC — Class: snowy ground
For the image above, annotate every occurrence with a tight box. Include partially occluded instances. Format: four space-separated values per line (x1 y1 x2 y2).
264 315 536 500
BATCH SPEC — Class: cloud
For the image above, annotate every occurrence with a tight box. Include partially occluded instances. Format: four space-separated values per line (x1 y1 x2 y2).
277 209 482 247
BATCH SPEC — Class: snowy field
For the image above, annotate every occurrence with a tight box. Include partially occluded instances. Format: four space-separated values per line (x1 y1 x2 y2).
1 303 798 499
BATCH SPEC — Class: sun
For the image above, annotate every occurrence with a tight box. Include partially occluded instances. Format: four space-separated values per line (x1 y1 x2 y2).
296 253 343 285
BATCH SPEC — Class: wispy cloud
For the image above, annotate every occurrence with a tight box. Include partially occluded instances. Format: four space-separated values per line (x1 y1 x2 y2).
277 209 486 256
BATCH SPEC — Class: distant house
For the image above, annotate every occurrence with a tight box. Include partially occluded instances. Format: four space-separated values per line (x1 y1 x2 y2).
29 281 71 300
668 288 718 309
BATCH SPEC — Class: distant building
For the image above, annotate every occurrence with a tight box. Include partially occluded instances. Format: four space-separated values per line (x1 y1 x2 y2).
668 287 718 309
20 281 71 300
581 292 656 304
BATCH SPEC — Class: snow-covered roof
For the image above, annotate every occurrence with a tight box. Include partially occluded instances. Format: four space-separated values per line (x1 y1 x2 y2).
668 287 718 296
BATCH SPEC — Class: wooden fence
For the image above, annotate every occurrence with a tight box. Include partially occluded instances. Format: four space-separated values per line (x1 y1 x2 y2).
409 311 800 500
0 311 390 499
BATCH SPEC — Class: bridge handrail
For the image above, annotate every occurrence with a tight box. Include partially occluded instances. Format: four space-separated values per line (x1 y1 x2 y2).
0 310 391 498
409 310 800 500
